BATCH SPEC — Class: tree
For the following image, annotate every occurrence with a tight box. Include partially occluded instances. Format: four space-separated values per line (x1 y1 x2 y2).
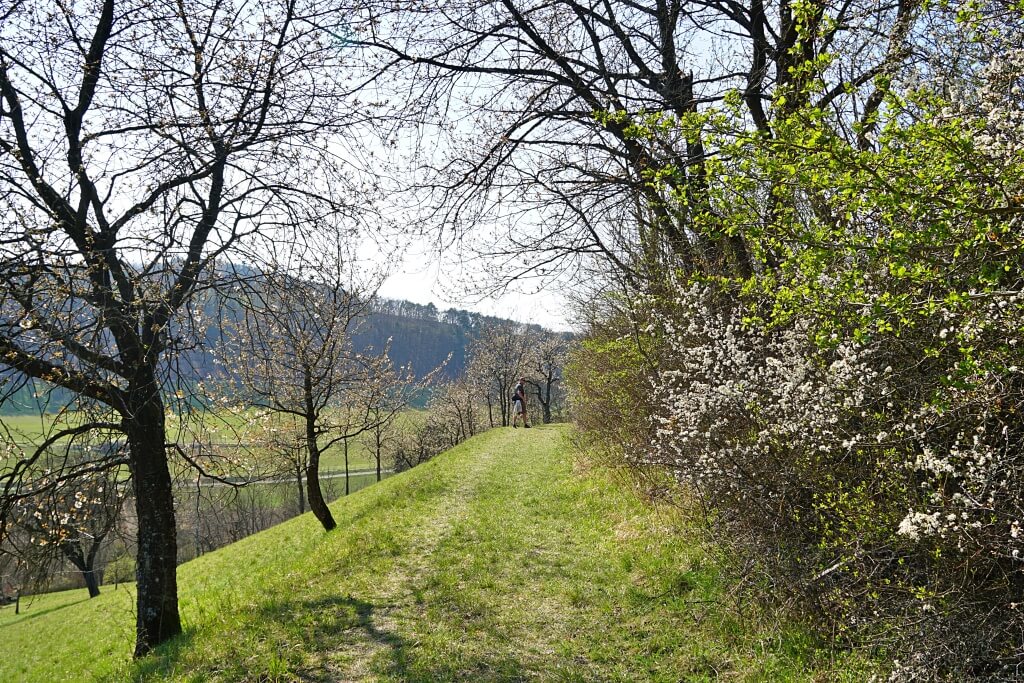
466 322 531 427
569 6 1024 677
361 355 432 483
525 332 570 424
350 0 925 288
9 450 128 599
255 414 309 514
219 257 401 531
429 376 482 443
0 0 366 654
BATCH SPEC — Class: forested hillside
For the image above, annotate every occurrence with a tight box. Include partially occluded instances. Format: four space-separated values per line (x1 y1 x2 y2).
352 298 533 379
0 295 540 415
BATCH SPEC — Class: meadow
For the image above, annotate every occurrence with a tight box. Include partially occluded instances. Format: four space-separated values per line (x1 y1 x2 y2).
0 425 874 682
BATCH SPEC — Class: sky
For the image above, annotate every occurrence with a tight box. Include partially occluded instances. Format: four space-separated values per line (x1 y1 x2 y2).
373 239 575 332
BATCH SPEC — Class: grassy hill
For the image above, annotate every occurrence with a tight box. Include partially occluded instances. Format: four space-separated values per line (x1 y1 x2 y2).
0 425 872 681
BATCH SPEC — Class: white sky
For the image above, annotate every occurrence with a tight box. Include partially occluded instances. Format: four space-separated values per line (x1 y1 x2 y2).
373 237 575 332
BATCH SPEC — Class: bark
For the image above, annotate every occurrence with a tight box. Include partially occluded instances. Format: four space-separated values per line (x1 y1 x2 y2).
303 368 336 531
344 439 350 496
528 378 557 424
125 379 181 657
82 568 101 599
305 450 335 531
295 465 305 515
85 534 103 597
61 540 103 598
373 429 383 483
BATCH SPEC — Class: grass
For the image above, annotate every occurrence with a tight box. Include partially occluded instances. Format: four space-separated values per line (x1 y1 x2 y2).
0 425 874 681
0 586 136 680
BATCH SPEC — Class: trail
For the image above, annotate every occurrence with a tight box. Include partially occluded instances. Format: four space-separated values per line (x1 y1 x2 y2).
315 430 515 681
3 425 861 682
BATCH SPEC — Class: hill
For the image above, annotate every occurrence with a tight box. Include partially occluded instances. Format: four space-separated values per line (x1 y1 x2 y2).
0 425 871 681
0 296 531 415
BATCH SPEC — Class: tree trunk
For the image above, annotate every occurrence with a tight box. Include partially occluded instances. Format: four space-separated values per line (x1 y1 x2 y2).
82 568 101 598
85 530 106 598
303 434 333 533
125 386 182 657
62 544 102 598
65 548 101 593
295 464 305 514
305 451 335 531
375 430 382 483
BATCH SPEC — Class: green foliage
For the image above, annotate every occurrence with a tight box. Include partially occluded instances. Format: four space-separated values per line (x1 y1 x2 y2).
565 304 661 465
103 553 135 585
577 13 1024 677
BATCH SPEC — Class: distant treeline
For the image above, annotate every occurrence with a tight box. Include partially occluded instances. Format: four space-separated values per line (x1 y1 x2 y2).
0 294 545 415
355 299 545 379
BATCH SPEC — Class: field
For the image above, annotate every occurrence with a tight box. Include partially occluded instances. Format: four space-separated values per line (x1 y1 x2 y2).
0 425 874 682
0 407 428 475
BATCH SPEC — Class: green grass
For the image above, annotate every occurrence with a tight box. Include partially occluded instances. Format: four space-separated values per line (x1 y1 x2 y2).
0 586 136 680
0 413 73 435
0 425 874 681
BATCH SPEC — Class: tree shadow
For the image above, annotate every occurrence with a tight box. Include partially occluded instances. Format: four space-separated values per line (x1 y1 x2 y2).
257 593 537 682
0 595 90 629
130 630 199 680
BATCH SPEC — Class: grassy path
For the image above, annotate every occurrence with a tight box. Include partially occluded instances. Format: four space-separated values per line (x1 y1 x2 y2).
1 425 870 681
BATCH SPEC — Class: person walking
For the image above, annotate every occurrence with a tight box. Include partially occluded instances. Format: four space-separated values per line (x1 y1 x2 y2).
512 377 531 428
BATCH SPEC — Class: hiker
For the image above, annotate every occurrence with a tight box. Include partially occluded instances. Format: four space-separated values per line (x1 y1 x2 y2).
512 377 530 428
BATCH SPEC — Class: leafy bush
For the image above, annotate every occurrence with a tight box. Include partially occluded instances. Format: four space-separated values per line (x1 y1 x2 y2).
565 301 662 472
646 279 1024 678
576 36 1024 682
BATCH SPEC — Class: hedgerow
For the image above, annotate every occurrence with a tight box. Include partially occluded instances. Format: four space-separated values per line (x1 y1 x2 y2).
569 24 1024 682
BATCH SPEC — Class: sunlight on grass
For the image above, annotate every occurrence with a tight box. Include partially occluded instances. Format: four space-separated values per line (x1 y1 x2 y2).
1 425 876 682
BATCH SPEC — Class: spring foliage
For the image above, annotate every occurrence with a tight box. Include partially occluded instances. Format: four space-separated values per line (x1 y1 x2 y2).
571 17 1024 682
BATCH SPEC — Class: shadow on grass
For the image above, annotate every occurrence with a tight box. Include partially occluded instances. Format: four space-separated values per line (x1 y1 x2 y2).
260 594 537 683
128 631 198 681
0 595 90 629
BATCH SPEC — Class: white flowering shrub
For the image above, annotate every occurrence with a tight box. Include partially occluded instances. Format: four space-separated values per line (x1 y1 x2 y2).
640 273 1024 678
617 39 1024 681
645 283 903 575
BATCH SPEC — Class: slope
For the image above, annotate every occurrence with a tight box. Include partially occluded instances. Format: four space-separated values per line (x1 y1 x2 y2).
0 425 871 681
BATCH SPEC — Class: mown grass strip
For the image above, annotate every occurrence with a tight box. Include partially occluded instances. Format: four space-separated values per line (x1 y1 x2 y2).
1 425 873 681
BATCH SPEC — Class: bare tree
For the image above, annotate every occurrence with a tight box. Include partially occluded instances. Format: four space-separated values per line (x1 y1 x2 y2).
525 332 570 424
255 415 309 514
361 354 433 483
364 406 399 484
219 256 402 531
0 0 369 655
348 0 926 287
467 322 531 427
430 377 482 443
